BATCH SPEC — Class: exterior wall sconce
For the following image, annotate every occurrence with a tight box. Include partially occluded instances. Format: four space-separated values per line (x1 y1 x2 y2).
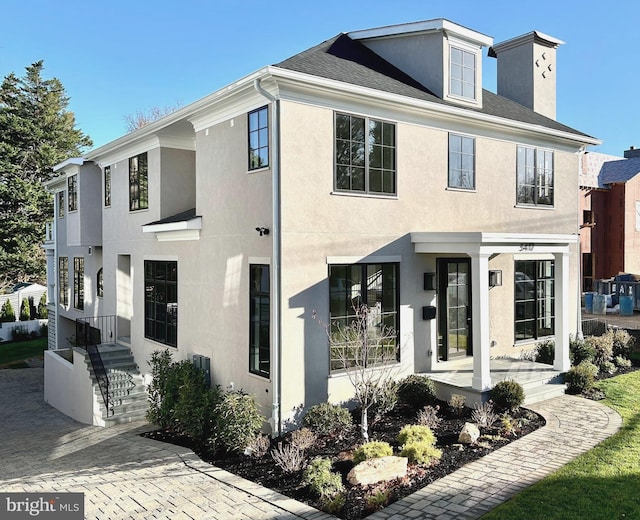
255 227 270 236
423 272 436 290
489 270 502 287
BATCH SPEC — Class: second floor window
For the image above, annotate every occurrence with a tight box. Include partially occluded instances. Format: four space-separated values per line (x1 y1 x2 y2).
517 146 554 206
448 134 475 189
58 191 65 218
58 257 68 307
335 113 396 195
129 153 148 211
248 106 269 170
74 257 84 310
104 166 111 207
68 175 78 212
97 268 104 298
450 46 476 100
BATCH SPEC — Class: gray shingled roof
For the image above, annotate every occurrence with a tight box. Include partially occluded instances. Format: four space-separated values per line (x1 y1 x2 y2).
275 34 592 138
145 208 197 226
599 158 640 188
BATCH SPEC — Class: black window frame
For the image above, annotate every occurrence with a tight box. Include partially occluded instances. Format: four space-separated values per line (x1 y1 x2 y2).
129 153 149 211
248 106 269 170
97 268 104 298
334 112 396 196
59 257 68 307
58 191 65 218
514 259 555 342
144 260 178 347
249 264 270 378
68 175 78 212
448 133 476 189
516 146 554 206
73 257 84 311
328 263 400 372
104 166 111 207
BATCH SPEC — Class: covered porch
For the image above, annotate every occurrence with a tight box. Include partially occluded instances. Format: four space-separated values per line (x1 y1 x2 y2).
424 356 565 406
411 232 576 404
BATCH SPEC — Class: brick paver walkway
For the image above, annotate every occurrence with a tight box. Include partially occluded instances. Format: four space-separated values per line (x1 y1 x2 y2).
0 368 622 520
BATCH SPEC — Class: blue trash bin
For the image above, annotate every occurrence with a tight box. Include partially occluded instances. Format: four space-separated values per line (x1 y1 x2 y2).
620 295 634 316
593 294 607 315
584 292 594 313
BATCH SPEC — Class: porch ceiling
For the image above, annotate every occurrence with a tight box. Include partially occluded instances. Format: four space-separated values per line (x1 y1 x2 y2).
410 231 576 255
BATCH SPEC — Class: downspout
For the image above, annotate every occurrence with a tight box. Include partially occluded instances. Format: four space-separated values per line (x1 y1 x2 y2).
254 77 282 437
576 146 585 340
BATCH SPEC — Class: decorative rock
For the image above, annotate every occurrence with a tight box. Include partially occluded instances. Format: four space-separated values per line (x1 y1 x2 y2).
347 456 408 486
458 422 480 444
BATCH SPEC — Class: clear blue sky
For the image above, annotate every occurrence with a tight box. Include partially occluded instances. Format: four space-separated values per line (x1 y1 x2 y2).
1 0 635 156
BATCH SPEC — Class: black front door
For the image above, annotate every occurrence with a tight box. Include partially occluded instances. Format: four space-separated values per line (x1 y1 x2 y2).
437 258 472 361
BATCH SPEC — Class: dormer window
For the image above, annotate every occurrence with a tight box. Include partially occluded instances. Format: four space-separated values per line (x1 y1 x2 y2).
450 46 476 100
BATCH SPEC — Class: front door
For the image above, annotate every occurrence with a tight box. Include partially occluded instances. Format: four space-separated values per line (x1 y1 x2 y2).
437 258 472 360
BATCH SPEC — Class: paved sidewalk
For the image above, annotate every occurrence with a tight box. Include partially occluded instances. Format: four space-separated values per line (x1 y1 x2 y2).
0 368 622 520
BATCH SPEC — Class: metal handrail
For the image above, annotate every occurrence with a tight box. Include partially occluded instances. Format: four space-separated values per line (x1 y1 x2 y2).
76 316 116 417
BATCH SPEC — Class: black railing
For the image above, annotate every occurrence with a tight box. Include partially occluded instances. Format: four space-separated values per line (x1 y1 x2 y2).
76 316 116 417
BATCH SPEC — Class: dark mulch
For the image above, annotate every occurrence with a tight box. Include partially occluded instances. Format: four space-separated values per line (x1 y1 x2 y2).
143 401 544 520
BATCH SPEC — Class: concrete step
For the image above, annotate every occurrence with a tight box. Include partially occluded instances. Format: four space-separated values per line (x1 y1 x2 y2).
523 382 566 406
103 410 149 426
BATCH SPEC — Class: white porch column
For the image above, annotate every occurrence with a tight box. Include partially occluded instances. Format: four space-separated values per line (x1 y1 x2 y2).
471 253 491 391
554 252 571 371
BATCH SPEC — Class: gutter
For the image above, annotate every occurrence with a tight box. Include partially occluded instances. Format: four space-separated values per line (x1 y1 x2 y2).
253 78 282 438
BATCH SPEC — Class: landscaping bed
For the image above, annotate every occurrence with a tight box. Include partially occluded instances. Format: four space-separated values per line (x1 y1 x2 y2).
144 401 544 519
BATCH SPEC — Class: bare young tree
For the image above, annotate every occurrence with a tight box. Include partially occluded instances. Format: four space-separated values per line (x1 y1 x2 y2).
316 304 400 441
123 102 183 132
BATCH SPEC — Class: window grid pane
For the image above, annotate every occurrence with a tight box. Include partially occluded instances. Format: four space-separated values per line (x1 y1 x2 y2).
515 260 555 341
68 175 78 212
335 113 396 195
144 260 178 347
248 106 269 170
249 264 270 377
129 153 148 211
328 263 399 372
58 257 69 307
104 166 111 207
450 47 476 100
517 146 554 206
448 134 475 189
73 257 84 311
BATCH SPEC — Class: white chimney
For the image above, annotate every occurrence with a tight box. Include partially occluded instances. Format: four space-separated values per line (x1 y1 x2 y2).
488 31 564 120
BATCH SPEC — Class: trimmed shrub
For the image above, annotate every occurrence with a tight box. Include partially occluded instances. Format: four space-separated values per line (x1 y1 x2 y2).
534 340 555 365
570 337 596 365
11 325 31 342
397 424 435 446
400 442 442 465
303 402 352 435
608 329 635 359
303 457 344 498
397 375 437 409
565 361 598 394
215 390 264 453
614 355 632 369
352 441 393 465
588 335 614 368
490 379 525 412
0 299 15 323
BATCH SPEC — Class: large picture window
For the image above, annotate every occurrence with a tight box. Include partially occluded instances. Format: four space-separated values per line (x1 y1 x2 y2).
59 257 68 307
129 153 148 211
73 257 84 310
144 261 177 347
335 113 396 195
517 146 554 206
248 106 269 170
329 263 399 371
249 264 270 377
448 134 475 189
515 259 554 341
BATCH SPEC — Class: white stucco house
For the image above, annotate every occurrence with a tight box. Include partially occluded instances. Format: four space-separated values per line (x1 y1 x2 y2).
42 19 599 431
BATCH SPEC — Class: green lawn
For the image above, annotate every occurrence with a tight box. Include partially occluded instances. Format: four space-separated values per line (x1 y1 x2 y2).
0 337 47 367
481 370 640 520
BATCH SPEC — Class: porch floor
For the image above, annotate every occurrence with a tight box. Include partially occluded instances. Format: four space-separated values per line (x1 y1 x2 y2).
423 357 564 406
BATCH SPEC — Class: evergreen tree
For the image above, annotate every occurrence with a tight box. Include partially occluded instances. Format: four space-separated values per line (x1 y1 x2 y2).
0 61 92 290
19 297 30 321
37 292 48 319
0 299 15 323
